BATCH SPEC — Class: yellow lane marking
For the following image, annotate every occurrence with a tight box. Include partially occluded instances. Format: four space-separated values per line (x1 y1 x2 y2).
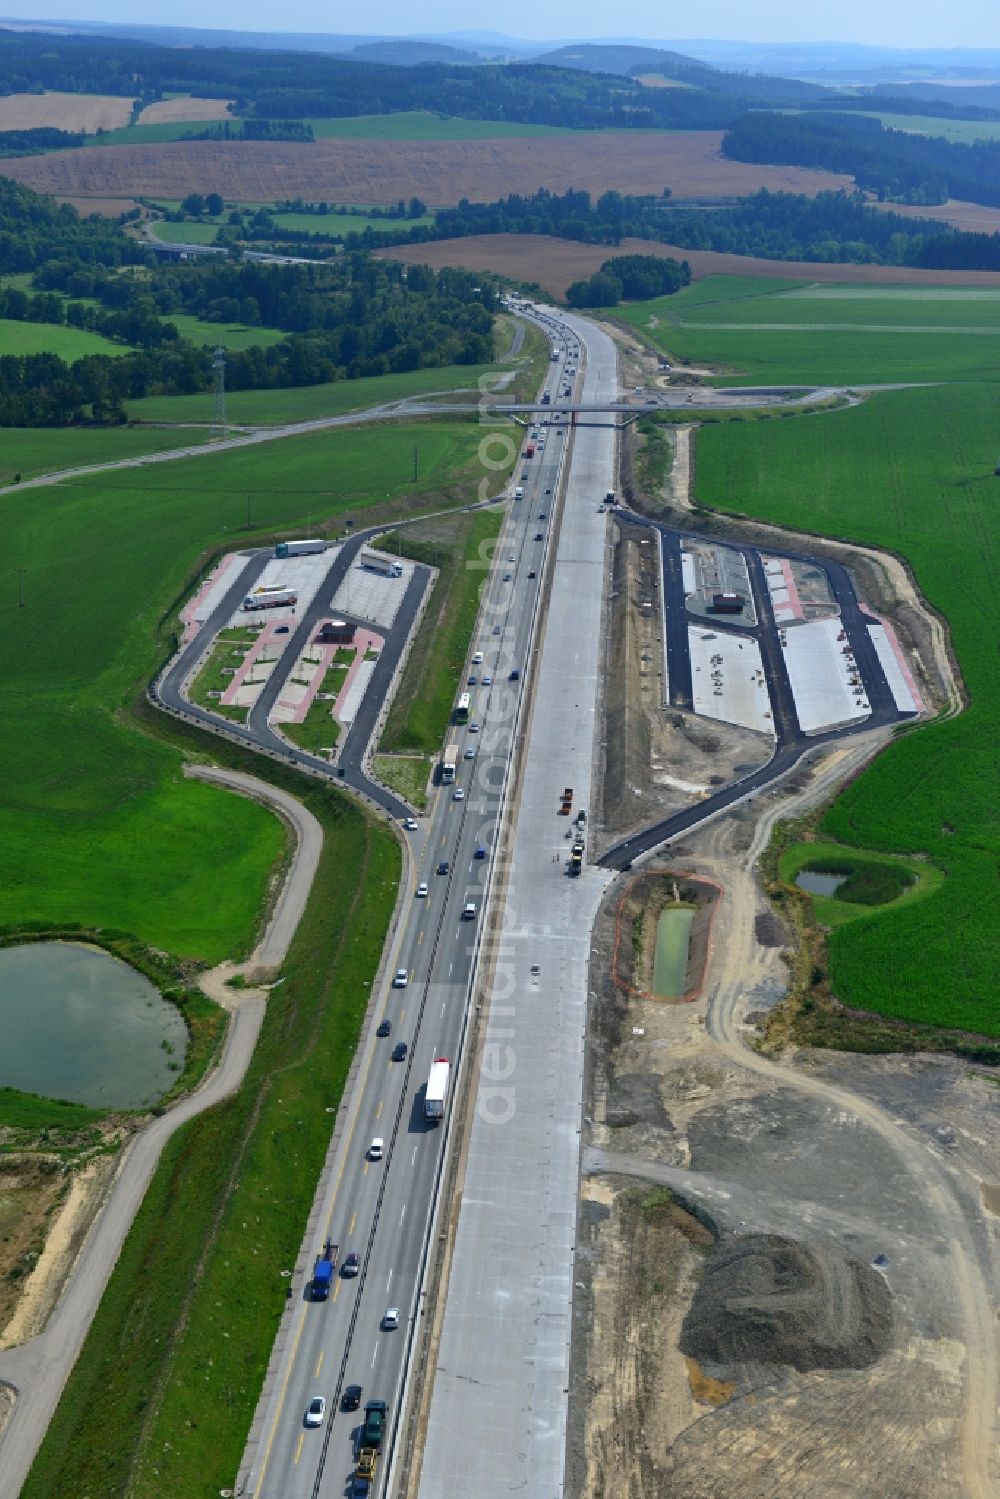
294 1432 304 1465
376 1099 383 1120
417 930 425 946
349 1211 357 1234
314 1349 324 1378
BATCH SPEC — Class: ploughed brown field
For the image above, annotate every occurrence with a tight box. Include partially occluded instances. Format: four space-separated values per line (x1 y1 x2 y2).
379 232 1000 297
135 97 236 125
0 91 133 132
0 131 854 207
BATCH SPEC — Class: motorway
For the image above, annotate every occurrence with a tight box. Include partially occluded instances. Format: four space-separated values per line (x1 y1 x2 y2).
237 312 583 1498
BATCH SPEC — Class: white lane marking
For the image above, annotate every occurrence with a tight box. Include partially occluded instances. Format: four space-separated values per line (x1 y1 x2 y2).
371 1342 379 1368
387 1268 393 1289
400 1202 407 1226
412 1145 418 1165
441 1002 447 1017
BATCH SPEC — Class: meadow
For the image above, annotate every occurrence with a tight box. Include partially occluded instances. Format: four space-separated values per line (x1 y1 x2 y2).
698 380 1000 1034
164 311 287 350
853 111 1000 144
305 111 578 140
124 359 506 423
0 317 130 359
0 418 489 957
619 276 1000 385
0 425 211 484
778 840 944 930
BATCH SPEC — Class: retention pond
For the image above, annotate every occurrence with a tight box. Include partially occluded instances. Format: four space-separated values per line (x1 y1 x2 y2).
652 906 695 1000
0 942 188 1108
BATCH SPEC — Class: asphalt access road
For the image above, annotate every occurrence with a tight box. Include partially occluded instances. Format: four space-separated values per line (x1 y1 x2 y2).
602 516 911 871
660 529 694 711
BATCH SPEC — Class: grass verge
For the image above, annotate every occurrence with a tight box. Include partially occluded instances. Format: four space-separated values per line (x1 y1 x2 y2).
378 508 503 755
21 741 400 1498
373 751 432 810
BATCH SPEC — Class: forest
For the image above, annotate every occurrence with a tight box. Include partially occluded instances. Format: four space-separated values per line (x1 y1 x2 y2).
0 179 495 425
724 111 1000 209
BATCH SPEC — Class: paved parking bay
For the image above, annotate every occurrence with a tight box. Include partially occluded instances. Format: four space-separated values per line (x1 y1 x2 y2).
689 626 774 735
782 617 871 733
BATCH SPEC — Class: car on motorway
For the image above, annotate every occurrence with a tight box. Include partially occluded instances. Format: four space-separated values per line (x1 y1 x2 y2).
342 1251 360 1277
482 673 493 685
304 1396 326 1428
342 1383 363 1410
462 902 477 921
363 1400 388 1450
534 532 543 541
474 846 487 860
464 746 476 760
382 1307 400 1330
469 721 480 733
403 817 418 831
509 668 521 681
472 651 483 664
391 1041 408 1062
528 569 537 579
539 512 547 519
393 968 408 988
368 1137 384 1160
416 881 428 897
503 572 512 581
545 487 552 494
467 674 477 685
437 860 450 875
376 1019 392 1037
493 625 501 635
453 787 465 801
351 1478 370 1499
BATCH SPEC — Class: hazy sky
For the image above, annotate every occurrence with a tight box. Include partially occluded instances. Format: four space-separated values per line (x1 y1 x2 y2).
6 0 1000 48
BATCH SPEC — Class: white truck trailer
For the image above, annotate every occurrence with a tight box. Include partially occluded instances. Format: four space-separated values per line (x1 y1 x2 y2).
275 538 326 558
424 1058 451 1121
362 552 403 578
243 587 298 611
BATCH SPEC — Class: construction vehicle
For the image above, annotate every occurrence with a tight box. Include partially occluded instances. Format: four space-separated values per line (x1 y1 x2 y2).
356 1447 378 1482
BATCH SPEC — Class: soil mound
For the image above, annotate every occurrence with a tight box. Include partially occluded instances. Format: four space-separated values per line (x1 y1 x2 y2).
680 1233 892 1372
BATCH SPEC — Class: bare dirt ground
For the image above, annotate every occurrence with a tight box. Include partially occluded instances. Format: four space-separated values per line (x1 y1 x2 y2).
382 232 1000 298
136 97 235 124
570 748 999 1499
0 130 853 207
880 197 1000 235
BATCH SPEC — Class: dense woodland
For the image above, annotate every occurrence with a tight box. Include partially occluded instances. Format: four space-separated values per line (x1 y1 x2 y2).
566 254 690 308
0 179 495 425
723 111 1000 209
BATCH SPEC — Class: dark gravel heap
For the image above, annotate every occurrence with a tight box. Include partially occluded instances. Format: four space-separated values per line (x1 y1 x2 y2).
681 1233 892 1372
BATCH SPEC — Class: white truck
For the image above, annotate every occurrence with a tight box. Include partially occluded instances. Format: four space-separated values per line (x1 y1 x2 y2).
424 1058 451 1121
275 538 325 557
243 587 298 611
362 552 403 579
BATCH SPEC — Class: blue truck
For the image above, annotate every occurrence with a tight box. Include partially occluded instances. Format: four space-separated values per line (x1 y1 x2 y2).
311 1239 338 1300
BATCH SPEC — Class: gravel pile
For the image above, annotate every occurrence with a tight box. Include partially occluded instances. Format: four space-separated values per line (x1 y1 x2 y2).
681 1233 892 1372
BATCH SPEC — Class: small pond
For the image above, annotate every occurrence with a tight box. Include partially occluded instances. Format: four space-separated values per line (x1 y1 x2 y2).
0 942 188 1108
653 906 695 1000
795 869 847 897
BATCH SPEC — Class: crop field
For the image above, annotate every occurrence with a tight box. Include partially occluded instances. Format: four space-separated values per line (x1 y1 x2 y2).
0 418 485 957
0 317 131 360
697 380 1000 1034
856 111 1000 143
619 276 1000 384
0 91 133 132
381 231 1000 301
307 111 579 139
0 425 211 485
137 96 234 125
148 217 220 244
0 131 853 208
124 359 505 424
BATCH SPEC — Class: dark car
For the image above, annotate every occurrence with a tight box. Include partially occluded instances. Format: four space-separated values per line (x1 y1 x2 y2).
545 487 552 494
437 860 450 875
503 572 512 581
376 1019 391 1038
342 1384 363 1412
534 533 543 541
391 1041 408 1062
342 1252 360 1278
363 1399 388 1449
538 512 547 520
528 570 536 579
274 624 290 634
467 674 477 685
351 1481 370 1499
509 668 521 681
474 846 487 860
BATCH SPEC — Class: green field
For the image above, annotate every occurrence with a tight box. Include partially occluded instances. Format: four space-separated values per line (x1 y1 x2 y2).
619 276 1000 384
380 508 504 756
698 380 1000 1034
0 418 488 957
148 217 221 245
0 317 130 359
23 768 399 1498
125 360 505 424
307 111 578 139
165 311 287 350
90 119 242 147
0 426 211 485
847 111 1000 144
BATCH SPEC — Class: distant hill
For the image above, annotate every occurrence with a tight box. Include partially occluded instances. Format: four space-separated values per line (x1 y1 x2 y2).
346 40 485 67
531 43 825 103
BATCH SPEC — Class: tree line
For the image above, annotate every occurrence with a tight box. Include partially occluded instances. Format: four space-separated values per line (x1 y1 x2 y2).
566 254 690 307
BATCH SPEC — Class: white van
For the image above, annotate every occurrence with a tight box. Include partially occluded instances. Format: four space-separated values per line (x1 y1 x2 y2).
514 486 524 500
472 651 484 665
